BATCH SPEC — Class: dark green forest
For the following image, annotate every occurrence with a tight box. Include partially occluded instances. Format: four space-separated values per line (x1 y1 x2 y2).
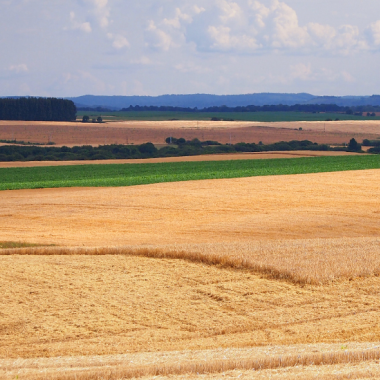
0 97 76 121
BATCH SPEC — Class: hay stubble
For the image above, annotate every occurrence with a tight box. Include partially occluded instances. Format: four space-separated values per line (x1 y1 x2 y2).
2 254 380 361
1 169 380 377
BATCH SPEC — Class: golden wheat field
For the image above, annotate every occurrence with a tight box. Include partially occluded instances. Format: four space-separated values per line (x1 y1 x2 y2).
1 169 380 379
1 170 379 247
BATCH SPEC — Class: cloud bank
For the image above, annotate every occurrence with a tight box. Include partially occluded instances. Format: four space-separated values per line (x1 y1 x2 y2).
143 0 380 55
1 0 380 96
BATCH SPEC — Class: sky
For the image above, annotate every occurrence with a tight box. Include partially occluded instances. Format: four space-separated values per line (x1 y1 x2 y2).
1 0 380 97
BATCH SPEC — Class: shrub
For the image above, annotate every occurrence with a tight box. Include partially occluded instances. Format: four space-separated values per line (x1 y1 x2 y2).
347 138 361 152
138 142 157 155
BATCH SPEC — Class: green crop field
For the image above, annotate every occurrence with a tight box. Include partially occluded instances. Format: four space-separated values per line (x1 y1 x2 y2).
0 155 379 191
76 110 380 123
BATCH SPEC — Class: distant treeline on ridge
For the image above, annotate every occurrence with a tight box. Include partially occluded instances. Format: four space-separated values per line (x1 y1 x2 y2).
120 104 380 114
0 97 76 121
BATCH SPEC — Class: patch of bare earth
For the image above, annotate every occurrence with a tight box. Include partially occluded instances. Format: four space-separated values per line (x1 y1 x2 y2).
0 150 360 168
0 120 379 146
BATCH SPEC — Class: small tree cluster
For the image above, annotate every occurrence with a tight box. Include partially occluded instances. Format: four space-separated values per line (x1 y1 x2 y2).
82 116 103 123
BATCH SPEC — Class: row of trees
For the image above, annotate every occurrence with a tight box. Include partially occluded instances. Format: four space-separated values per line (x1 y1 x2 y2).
82 115 103 123
121 104 380 114
0 97 76 121
0 138 365 162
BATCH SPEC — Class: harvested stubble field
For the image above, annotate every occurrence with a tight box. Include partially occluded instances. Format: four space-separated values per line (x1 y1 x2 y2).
0 119 379 146
2 343 380 380
1 169 380 378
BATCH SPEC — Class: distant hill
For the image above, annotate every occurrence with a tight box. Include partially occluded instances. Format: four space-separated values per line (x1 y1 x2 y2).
4 93 380 110
68 93 315 109
306 95 380 107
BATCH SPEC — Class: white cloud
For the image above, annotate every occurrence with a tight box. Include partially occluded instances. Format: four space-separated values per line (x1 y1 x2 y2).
84 0 110 28
68 11 92 33
74 1 132 50
193 5 206 15
148 0 371 55
218 0 243 24
250 1 270 29
9 64 29 73
333 25 360 53
145 20 176 51
174 62 211 74
130 56 152 65
1 0 380 97
307 23 336 49
107 33 130 49
207 25 259 51
366 20 380 47
163 8 192 29
269 0 309 49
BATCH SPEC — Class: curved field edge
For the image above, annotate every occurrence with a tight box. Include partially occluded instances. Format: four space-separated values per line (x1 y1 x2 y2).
0 155 379 191
4 349 380 380
3 240 380 285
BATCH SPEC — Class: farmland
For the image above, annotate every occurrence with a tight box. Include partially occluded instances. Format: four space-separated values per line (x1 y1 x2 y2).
1 119 380 147
1 169 379 247
1 169 380 379
0 150 361 169
1 113 380 379
1 155 380 191
76 110 380 122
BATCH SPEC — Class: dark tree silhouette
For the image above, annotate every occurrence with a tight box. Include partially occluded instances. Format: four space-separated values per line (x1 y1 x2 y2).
0 97 76 121
348 138 361 151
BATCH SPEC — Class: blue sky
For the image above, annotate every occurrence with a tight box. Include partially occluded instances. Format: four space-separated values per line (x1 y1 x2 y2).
1 0 380 97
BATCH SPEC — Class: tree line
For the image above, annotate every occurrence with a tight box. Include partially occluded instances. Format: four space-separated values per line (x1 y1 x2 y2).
0 138 365 162
121 104 380 114
0 97 76 121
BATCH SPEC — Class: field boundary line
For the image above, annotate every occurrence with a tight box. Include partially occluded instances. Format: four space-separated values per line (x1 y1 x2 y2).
2 245 380 285
10 349 380 380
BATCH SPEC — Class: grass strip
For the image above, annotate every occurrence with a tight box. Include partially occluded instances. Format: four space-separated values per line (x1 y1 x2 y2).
0 155 379 191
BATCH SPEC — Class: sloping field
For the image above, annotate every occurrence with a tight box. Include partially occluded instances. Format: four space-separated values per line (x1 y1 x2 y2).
1 170 379 246
1 170 380 378
2 254 380 359
0 120 379 146
3 155 379 191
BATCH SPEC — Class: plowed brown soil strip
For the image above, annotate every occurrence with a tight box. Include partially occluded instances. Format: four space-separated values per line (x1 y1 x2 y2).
0 150 359 168
1 120 379 146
